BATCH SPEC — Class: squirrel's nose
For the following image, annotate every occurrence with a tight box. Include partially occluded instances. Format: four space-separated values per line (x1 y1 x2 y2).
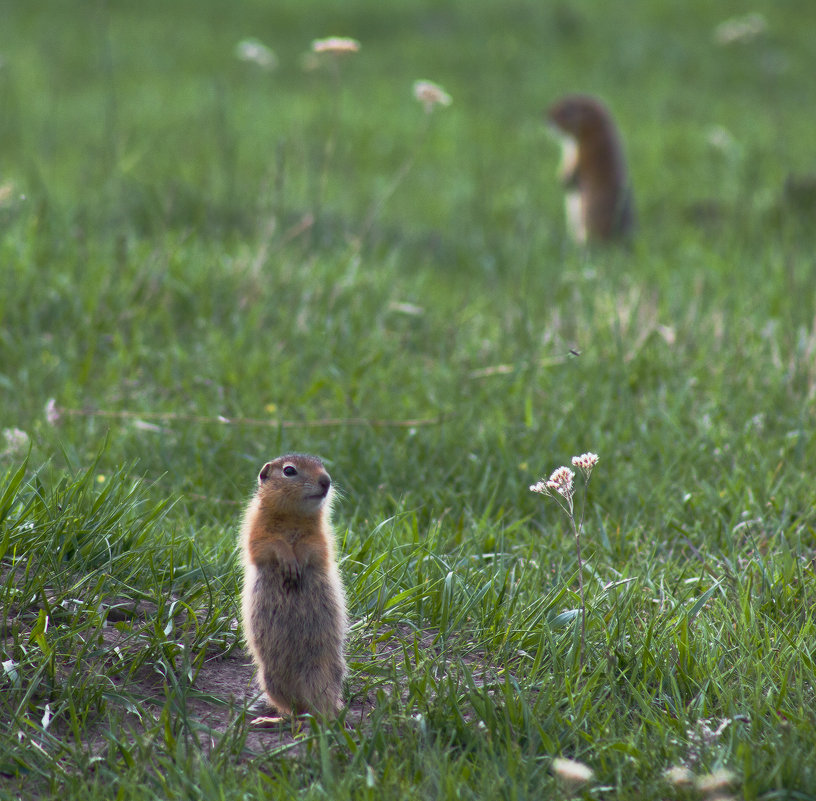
318 473 331 493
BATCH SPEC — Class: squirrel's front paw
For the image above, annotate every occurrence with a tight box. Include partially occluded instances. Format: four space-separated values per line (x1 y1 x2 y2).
281 558 301 588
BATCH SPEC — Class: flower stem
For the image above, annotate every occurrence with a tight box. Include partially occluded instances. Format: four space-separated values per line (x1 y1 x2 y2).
572 517 585 668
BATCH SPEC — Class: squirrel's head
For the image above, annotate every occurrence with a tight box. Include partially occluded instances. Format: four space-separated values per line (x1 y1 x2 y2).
257 453 333 515
547 94 612 139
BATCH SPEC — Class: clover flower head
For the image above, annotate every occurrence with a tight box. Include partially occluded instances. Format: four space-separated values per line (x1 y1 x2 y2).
663 766 694 788
695 768 737 794
412 80 452 113
552 757 594 788
311 37 361 55
235 38 277 70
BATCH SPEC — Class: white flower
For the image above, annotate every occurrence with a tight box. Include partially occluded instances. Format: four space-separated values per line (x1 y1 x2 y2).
235 38 277 70
311 37 360 55
696 768 736 793
552 757 594 788
663 766 694 787
412 80 452 113
546 466 575 499
45 398 61 426
571 452 599 474
530 466 575 499
2 428 29 456
714 13 766 45
0 182 14 207
707 125 739 154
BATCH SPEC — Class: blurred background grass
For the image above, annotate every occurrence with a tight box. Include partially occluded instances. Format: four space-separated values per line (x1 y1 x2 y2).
2 0 815 566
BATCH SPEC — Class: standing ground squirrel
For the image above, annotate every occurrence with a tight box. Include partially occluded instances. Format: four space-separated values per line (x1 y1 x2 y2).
239 453 348 719
547 94 634 244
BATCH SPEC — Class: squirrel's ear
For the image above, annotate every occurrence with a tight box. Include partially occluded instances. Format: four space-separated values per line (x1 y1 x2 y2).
259 462 273 483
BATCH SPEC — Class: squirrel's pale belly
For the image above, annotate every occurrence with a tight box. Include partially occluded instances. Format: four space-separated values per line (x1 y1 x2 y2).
248 565 346 648
565 190 587 244
243 560 347 714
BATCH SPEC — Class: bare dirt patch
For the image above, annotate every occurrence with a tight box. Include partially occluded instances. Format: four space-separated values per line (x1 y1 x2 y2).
2 577 502 768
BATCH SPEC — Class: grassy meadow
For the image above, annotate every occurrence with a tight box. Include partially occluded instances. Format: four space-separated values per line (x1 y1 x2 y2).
2 0 816 797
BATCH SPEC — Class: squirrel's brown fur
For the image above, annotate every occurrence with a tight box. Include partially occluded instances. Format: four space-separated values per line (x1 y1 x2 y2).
239 453 347 718
547 94 634 243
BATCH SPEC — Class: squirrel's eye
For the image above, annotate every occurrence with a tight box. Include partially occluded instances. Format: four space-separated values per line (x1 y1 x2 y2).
282 465 298 477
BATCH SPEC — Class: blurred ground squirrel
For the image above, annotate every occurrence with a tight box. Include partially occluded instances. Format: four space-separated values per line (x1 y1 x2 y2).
547 94 634 243
239 453 348 720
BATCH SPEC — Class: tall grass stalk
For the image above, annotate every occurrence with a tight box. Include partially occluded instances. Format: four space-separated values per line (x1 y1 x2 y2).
356 80 452 251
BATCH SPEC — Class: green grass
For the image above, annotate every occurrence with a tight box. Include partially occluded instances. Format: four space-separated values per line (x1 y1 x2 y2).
2 0 816 797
